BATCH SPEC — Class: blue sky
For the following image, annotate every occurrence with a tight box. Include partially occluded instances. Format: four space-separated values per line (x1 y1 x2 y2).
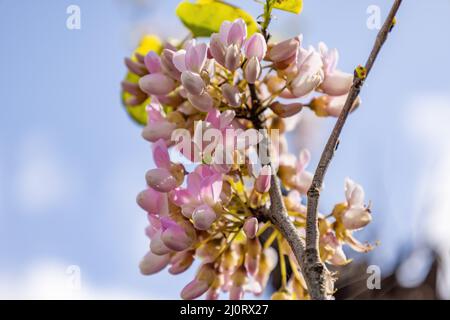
1 0 450 298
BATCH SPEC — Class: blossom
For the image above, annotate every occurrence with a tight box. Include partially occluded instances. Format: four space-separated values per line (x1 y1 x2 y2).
279 149 313 194
171 165 223 226
145 139 184 192
341 178 372 230
319 42 354 96
125 17 373 301
289 45 324 98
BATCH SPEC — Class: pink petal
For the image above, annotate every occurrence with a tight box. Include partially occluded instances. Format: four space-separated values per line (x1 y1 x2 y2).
243 217 259 239
172 49 187 72
139 251 170 275
144 51 162 74
187 92 213 112
152 139 171 169
181 70 205 96
321 70 353 96
181 279 210 300
243 33 267 61
139 73 175 96
192 204 217 230
146 168 177 192
136 187 168 215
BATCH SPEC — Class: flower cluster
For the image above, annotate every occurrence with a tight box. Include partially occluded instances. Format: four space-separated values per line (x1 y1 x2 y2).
124 18 373 300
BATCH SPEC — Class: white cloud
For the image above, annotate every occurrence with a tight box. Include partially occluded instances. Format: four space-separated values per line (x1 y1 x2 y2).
0 260 148 300
12 132 81 215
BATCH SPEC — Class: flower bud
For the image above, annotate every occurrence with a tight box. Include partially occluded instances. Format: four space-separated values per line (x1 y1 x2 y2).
221 83 241 107
169 250 194 275
181 71 205 96
243 33 267 61
187 91 214 112
150 230 172 255
226 19 247 47
144 51 161 74
245 237 261 275
243 217 259 239
160 217 195 251
139 251 170 275
255 165 272 193
244 57 261 84
185 42 208 73
342 208 372 230
136 188 168 215
269 101 304 118
160 49 181 80
320 70 353 96
145 168 178 192
192 204 217 230
124 57 148 76
209 34 226 66
181 263 216 300
139 73 175 96
141 121 176 143
224 44 241 71
269 36 300 66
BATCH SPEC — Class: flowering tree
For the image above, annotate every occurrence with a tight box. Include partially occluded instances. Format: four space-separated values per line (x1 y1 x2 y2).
121 0 403 300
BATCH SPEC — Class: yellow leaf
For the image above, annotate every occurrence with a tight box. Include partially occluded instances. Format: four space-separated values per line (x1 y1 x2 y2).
176 0 258 38
272 0 303 14
122 35 162 126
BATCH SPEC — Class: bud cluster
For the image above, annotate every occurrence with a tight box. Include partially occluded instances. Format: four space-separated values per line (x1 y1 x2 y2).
123 18 373 300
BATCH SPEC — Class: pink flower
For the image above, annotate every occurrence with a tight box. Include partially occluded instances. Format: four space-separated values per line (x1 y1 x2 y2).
243 33 267 61
136 187 168 215
269 35 301 68
160 216 196 251
289 46 324 98
342 178 371 230
173 41 209 96
145 139 183 192
173 40 208 74
313 94 361 117
243 217 259 239
187 91 214 112
319 42 353 96
181 71 205 96
171 165 223 223
169 251 194 275
181 263 217 300
280 149 313 194
209 19 247 69
219 19 247 48
244 56 261 84
221 83 241 107
144 51 162 74
255 165 272 193
321 232 350 266
139 73 176 96
139 251 170 275
141 99 177 143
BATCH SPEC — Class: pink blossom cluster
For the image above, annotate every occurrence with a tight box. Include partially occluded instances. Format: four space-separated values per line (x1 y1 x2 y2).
123 19 373 300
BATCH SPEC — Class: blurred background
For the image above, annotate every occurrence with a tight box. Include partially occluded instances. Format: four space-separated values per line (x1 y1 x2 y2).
1 0 449 299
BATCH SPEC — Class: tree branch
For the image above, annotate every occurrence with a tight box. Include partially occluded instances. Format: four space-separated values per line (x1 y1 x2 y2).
305 0 403 299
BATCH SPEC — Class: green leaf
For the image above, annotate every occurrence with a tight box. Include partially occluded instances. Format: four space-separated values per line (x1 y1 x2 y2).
176 0 258 38
271 0 303 14
122 35 162 126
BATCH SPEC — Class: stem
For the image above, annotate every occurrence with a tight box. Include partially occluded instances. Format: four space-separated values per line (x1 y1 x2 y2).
305 0 403 299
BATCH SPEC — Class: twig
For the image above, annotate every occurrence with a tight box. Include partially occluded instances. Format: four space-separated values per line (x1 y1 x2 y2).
305 0 403 300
